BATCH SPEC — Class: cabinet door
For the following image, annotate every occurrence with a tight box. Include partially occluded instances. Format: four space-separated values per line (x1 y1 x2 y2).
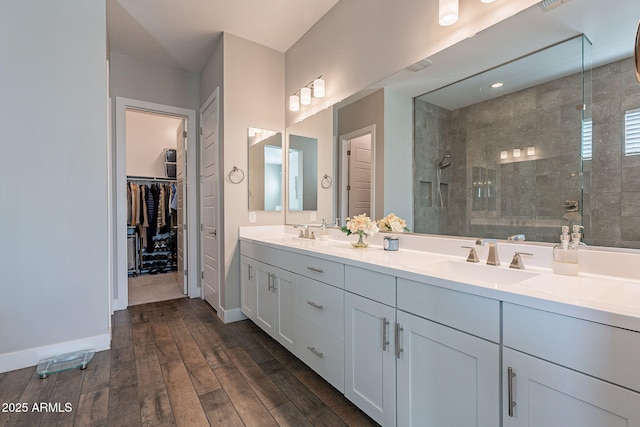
396 311 499 427
503 347 640 427
240 256 256 321
255 260 275 335
274 267 296 353
345 292 396 427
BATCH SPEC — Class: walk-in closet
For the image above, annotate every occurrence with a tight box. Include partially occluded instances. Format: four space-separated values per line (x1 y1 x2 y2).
125 110 186 305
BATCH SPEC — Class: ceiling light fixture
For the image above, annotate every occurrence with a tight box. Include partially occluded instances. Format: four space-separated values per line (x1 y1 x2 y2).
481 0 496 3
491 82 504 88
439 0 459 26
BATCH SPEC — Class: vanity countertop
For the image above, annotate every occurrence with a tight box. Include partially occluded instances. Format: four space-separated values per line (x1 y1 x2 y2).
239 226 640 332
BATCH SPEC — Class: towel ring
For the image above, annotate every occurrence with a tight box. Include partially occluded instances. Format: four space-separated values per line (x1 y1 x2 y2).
321 174 333 189
228 166 245 184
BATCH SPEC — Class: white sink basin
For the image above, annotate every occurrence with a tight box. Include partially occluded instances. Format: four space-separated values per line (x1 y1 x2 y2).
413 260 539 286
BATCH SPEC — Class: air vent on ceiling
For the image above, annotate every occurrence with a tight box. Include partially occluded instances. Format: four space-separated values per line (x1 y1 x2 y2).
407 58 433 72
539 0 572 12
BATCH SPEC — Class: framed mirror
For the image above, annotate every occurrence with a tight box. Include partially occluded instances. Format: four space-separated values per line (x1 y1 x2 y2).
248 128 283 211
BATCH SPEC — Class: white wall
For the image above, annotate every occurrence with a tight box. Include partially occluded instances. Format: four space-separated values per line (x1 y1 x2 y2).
285 0 539 126
200 33 285 314
126 110 181 177
110 52 200 111
0 0 110 372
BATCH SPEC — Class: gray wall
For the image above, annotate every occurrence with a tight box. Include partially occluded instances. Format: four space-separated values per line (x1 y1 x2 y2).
0 0 110 370
588 57 640 248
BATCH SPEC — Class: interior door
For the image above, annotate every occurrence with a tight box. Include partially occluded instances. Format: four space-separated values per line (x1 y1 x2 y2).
200 91 220 312
176 120 187 293
348 134 372 217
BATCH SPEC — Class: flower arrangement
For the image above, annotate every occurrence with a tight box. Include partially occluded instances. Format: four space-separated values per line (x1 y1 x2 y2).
341 213 379 248
377 213 409 233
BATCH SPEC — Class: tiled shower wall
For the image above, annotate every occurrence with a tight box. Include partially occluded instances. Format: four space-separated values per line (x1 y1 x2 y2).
414 57 640 249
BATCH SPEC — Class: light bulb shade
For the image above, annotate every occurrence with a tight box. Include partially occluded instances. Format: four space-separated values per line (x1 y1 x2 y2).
439 0 459 26
313 78 325 98
289 95 300 112
481 0 495 3
300 87 312 105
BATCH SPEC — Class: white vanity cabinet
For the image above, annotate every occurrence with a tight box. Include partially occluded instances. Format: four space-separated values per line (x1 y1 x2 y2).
344 266 397 426
240 241 298 353
503 303 640 426
396 278 501 427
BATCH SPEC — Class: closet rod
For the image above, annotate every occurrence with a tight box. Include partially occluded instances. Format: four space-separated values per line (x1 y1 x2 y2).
127 175 176 183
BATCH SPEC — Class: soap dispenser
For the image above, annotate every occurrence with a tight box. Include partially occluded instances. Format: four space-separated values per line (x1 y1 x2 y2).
319 218 329 241
552 226 579 276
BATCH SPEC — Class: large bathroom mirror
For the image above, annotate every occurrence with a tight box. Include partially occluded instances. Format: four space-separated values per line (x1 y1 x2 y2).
248 128 283 211
326 0 640 249
285 106 334 225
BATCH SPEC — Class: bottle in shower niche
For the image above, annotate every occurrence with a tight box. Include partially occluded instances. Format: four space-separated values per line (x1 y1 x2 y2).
552 226 579 276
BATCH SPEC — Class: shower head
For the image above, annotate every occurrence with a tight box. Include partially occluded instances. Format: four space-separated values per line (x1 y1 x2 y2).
436 152 452 169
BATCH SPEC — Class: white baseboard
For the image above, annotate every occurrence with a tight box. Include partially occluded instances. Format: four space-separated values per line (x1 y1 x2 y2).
218 307 247 324
0 333 111 374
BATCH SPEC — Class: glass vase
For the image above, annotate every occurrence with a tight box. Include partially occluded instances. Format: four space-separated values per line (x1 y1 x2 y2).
351 233 369 248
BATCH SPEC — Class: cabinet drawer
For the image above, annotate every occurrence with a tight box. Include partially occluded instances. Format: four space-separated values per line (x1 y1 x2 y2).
298 254 344 288
274 248 297 273
296 317 345 393
504 303 640 393
397 278 500 343
297 276 344 340
345 265 395 306
240 240 274 265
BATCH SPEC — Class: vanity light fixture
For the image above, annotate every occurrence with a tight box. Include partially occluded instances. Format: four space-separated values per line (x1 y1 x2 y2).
313 78 325 98
500 150 508 160
289 94 300 112
439 0 459 26
527 146 536 156
300 87 312 105
289 76 325 112
490 82 504 88
513 148 521 158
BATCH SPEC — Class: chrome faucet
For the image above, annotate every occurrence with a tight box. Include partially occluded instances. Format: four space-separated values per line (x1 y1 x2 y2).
294 224 312 239
476 238 500 266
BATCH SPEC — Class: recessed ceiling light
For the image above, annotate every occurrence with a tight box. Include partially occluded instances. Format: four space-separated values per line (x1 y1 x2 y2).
490 82 504 89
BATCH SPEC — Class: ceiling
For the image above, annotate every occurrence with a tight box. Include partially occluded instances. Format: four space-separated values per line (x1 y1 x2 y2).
107 0 339 72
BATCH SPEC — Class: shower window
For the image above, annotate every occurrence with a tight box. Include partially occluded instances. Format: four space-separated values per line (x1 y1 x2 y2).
582 119 592 160
624 108 640 156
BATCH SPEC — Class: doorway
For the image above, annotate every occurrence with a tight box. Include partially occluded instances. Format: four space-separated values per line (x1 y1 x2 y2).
339 126 376 220
114 97 198 312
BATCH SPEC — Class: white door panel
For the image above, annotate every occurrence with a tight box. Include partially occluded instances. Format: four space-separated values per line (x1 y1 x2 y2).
200 90 220 313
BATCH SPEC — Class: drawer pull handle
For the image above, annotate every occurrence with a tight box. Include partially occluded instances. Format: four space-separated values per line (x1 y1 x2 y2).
248 264 252 280
382 317 390 351
508 367 516 417
307 301 324 310
307 266 324 273
395 323 404 359
307 346 324 358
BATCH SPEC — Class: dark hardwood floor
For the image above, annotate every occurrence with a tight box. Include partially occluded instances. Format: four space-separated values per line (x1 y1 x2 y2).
0 298 377 427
